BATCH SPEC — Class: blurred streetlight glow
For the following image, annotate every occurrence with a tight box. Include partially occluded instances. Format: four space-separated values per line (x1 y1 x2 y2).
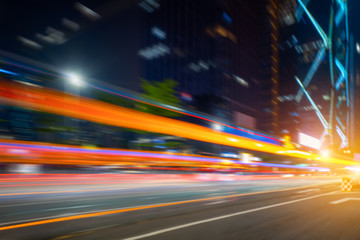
211 123 223 131
228 137 238 142
320 149 330 157
68 73 84 87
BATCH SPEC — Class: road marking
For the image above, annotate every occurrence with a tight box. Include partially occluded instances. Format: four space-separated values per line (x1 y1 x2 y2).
205 200 227 205
330 198 360 204
297 189 320 193
123 191 337 240
0 184 336 232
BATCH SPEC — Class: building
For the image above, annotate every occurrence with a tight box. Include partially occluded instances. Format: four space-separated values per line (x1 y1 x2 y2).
137 0 263 129
277 0 299 141
352 40 360 152
0 0 289 136
257 0 300 140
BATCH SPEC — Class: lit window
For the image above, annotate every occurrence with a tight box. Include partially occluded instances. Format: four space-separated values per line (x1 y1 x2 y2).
222 12 232 24
151 27 166 39
145 0 160 9
233 75 249 87
138 43 170 60
188 63 201 72
322 94 330 100
198 60 209 70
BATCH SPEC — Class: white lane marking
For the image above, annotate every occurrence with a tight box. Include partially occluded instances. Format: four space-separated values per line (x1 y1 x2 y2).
123 191 337 240
297 189 320 193
204 200 227 205
330 198 360 204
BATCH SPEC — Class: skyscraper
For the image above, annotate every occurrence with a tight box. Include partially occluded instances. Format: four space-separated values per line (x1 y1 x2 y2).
137 0 270 130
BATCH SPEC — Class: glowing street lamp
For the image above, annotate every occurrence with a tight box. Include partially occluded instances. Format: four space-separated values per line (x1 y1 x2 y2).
67 73 84 87
211 123 223 131
320 149 330 158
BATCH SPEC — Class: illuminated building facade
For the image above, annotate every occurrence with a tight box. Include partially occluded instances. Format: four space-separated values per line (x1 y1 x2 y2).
258 0 297 136
269 0 280 135
291 0 352 151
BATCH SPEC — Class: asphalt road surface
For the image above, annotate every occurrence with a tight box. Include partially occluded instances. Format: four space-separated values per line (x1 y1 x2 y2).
1 174 357 240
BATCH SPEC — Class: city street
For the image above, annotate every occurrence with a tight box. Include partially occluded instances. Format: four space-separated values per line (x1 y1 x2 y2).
0 0 359 239
0 174 356 239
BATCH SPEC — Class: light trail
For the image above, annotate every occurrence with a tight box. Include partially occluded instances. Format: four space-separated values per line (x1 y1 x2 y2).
0 80 357 166
0 139 330 172
89 84 281 145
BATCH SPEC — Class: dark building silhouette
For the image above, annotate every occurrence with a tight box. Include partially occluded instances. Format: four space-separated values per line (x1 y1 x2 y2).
136 0 269 130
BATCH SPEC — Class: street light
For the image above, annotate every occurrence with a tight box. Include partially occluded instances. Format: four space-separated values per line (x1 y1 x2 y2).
211 123 223 131
320 149 330 158
67 72 84 87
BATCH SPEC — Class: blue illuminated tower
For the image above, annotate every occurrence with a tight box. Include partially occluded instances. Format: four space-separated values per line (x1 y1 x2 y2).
295 0 352 150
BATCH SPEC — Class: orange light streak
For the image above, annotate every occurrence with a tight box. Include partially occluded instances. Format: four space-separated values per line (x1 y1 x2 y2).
0 80 357 166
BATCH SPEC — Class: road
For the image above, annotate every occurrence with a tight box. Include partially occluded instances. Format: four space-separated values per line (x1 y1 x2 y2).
0 173 358 239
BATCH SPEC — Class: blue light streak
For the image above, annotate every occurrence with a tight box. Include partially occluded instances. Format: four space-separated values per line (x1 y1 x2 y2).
0 68 19 76
295 0 310 22
336 125 346 142
296 76 328 129
335 75 344 90
295 47 326 102
297 0 328 47
336 116 345 131
335 58 347 78
335 7 344 25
